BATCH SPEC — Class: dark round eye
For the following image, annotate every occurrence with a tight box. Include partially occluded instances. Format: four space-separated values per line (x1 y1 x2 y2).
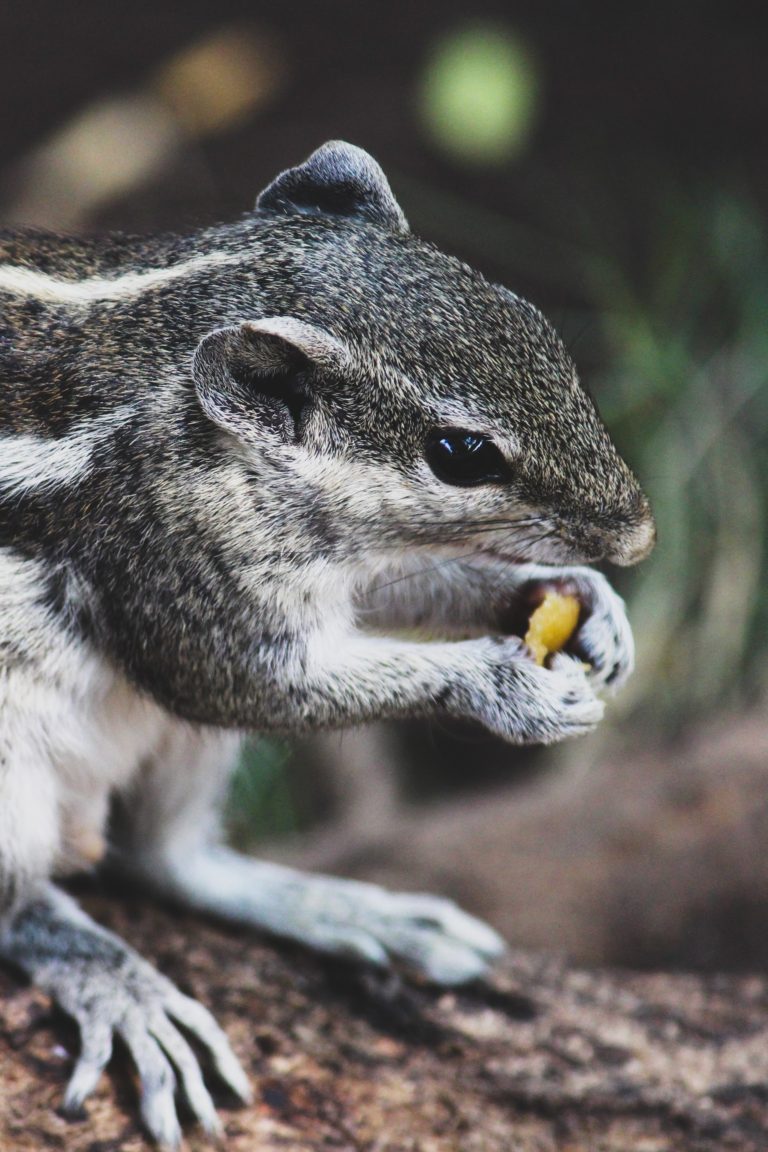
425 428 510 487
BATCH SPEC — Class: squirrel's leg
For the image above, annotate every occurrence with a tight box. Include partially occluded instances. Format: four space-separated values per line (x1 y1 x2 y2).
359 558 635 691
0 718 248 1145
152 846 506 984
262 630 604 740
118 630 601 984
0 883 251 1146
119 726 505 985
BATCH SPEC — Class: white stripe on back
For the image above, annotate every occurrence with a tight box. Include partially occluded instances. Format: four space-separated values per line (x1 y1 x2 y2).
0 251 240 304
0 407 134 498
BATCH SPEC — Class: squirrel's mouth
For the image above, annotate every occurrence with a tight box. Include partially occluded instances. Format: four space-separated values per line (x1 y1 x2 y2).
479 538 604 567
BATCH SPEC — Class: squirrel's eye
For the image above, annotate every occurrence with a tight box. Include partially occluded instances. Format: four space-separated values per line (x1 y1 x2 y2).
425 428 510 487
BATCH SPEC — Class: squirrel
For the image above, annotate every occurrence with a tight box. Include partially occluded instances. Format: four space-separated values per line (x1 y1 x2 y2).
0 141 654 1145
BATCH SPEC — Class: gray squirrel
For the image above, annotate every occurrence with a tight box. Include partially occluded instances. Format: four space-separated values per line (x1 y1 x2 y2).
0 141 654 1145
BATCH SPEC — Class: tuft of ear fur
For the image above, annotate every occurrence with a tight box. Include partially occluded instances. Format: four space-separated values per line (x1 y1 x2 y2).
193 318 350 445
255 140 409 233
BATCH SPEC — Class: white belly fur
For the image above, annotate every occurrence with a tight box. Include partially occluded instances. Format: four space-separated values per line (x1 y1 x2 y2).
0 549 184 877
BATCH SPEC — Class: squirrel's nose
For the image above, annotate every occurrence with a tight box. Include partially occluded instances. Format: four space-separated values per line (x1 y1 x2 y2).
605 506 656 567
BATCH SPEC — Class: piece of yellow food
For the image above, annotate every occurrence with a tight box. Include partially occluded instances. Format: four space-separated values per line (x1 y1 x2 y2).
524 591 581 666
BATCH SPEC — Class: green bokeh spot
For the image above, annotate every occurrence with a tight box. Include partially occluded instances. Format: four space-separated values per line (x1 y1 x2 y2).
421 24 539 164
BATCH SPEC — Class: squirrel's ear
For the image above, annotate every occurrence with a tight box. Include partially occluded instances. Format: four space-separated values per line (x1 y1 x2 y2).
255 141 409 233
193 318 350 444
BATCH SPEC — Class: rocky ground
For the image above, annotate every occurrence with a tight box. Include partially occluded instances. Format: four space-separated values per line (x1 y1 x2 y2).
3 886 768 1151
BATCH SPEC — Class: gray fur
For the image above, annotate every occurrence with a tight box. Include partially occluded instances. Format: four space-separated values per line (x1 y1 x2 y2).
256 139 410 232
0 141 654 1144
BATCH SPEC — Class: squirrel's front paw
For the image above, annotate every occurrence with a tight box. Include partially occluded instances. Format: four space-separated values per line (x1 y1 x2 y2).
513 568 635 693
460 638 604 744
560 569 635 692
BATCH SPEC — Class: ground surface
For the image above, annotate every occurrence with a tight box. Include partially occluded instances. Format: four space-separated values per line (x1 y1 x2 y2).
3 889 768 1151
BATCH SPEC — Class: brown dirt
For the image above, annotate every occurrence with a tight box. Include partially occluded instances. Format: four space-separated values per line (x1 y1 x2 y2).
3 888 768 1151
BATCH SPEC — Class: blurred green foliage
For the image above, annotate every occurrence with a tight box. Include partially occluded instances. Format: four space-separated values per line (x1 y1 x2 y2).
590 191 768 726
419 23 538 164
227 737 297 846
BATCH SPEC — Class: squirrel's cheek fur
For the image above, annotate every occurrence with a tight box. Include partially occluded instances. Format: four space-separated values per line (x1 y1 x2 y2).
0 140 653 1144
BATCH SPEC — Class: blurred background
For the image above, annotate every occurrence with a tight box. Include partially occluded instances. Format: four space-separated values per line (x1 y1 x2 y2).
4 0 768 972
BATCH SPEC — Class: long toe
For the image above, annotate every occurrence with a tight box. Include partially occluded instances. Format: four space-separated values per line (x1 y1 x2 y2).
63 1019 113 1112
119 1014 182 1149
150 1015 222 1137
390 894 506 959
393 930 492 985
167 991 253 1105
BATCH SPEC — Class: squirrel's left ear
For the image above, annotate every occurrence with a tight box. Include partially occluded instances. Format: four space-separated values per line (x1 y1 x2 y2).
256 140 409 233
193 317 351 446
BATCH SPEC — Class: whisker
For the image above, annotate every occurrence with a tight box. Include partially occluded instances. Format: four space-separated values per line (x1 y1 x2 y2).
365 521 559 598
366 549 494 597
408 515 546 531
431 522 545 537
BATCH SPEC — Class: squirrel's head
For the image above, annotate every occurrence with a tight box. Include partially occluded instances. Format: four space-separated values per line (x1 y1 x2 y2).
193 141 654 571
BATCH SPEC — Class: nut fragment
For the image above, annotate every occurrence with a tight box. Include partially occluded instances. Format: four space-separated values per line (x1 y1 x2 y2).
524 591 581 666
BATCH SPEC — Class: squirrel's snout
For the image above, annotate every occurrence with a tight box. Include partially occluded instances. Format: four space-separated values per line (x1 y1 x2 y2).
605 508 656 567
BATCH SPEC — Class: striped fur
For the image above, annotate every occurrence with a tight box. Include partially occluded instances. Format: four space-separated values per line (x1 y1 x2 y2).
0 251 240 304
0 140 653 1145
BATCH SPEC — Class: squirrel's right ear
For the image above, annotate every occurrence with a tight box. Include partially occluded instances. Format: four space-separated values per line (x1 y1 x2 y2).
255 141 409 233
193 318 350 445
